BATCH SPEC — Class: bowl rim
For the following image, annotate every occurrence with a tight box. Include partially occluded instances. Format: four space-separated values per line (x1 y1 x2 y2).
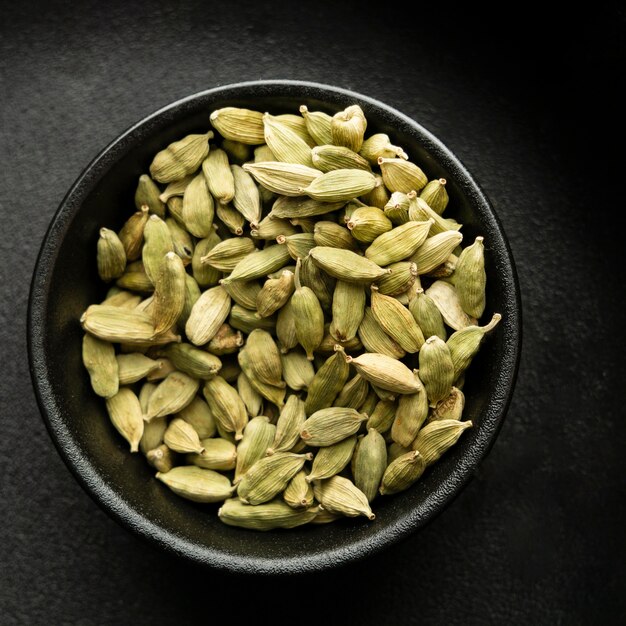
27 78 522 575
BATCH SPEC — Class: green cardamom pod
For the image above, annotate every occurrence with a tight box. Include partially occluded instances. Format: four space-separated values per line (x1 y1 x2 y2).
366 399 397 434
118 205 149 262
428 386 465 422
251 215 297 240
229 303 276 335
425 280 478 331
176 395 216 439
220 243 291 283
142 215 174 285
276 233 316 261
191 232 222 288
311 144 371 172
134 173 166 217
210 107 265 145
410 231 463 275
379 450 426 495
216 201 245 235
359 173 390 209
309 246 389 283
378 156 427 193
187 437 237 471
303 348 350 416
234 415 276 483
330 104 367 152
276 298 298 353
149 132 212 183
97 228 126 283
156 465 234 503
299 168 378 202
82 333 119 398
307 434 357 482
356 306 406 359
284 470 315 509
299 104 333 146
407 192 460 235
390 371 429 448
237 451 311 505
280 349 315 391
328 280 366 343
313 475 375 520
263 112 314 166
333 374 370 410
152 251 186 335
376 261 418 296
206 322 244 355
353 428 387 502
243 328 285 387
419 177 449 215
270 194 344 219
237 345 286 409
411 419 473 465
365 219 433 267
202 148 235 203
185 285 232 346
116 352 161 385
418 336 455 406
105 387 144 452
359 133 408 164
202 375 249 440
455 236 487 319
383 191 411 225
144 371 200 421
313 220 359 251
370 285 425 353
346 206 393 243
243 161 323 197
218 497 319 530
408 287 447 341
237 371 264 417
163 417 204 454
300 407 367 447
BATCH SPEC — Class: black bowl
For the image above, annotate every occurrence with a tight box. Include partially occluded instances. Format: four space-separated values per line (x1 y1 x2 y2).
27 79 522 575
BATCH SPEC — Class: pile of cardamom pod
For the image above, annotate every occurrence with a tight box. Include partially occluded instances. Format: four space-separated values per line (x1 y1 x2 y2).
80 103 501 530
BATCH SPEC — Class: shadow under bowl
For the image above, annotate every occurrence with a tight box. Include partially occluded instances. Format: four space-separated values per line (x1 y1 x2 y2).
27 79 522 575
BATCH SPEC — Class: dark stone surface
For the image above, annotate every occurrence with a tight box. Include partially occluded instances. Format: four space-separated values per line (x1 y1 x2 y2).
2 1 625 624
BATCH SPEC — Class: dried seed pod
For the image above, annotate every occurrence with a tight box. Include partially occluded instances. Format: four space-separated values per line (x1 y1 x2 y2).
303 349 350 416
201 237 256 273
156 466 235 503
408 287 447 341
380 450 426 495
333 374 369 410
161 342 222 379
229 304 276 336
81 305 179 346
206 322 244 356
313 475 374 520
180 173 213 238
376 261 418 296
419 336 455 407
390 371 429 448
179 274 202 332
237 452 311 505
268 394 307 455
408 193 460 234
331 104 367 152
313 220 359 251
221 139 252 165
142 215 174 285
185 285 232 346
365 219 433 267
370 286 425 353
221 279 262 311
284 470 315 509
202 375 249 440
359 133 408 164
291 258 325 360
164 417 205 454
231 164 262 224
410 231 463 275
455 236 487 319
218 497 319 531
425 280 478 330
346 206 393 243
97 228 126 283
220 243 292 284
176 396 216 439
383 191 411 225
234 415 277 483
187 437 237 471
105 387 144 452
237 371 264 417
146 444 176 473
280 349 315 391
307 435 357 482
165 217 193 266
276 298 299 353
251 215 297 240
202 148 235 203
366 399 397 434
299 104 333 145
411 419 473 465
419 177 449 215
270 194 343 219
357 306 406 359
139 414 167 455
152 251 186 335
446 313 502 380
263 113 314 166
300 407 368 447
160 176 194 204
311 144 371 172
338 346 420 395
237 346 286 410
329 280 366 343
210 107 265 145
353 428 387 502
191 232 222 288
118 205 149 261
256 269 295 318
244 329 284 387
309 246 389 283
116 352 161 385
149 132 212 183
216 201 245 235
243 161 323 196
360 173 390 209
428 386 465 422
299 168 378 202
144 371 200 421
298 254 335 313
135 174 166 217
82 333 119 398
378 157 427 193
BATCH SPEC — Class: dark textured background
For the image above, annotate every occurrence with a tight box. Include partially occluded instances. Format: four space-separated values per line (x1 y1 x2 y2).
2 2 625 624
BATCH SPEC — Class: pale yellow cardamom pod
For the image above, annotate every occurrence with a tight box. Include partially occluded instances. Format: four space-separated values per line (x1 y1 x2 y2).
209 107 265 145
156 466 235 503
313 475 375 520
149 132 212 183
300 406 367 447
134 173 166 217
105 387 144 452
97 228 126 283
82 333 119 398
378 156 428 193
182 172 215 238
411 419 473 465
243 161 323 197
263 112 314 167
202 374 249 440
185 285 232 346
330 104 367 152
201 148 235 203
144 371 200 421
163 417 204 454
187 437 237 471
379 450 426 495
218 497 319 530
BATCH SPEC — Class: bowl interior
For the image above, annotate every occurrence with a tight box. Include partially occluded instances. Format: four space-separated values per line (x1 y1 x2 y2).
28 80 521 574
